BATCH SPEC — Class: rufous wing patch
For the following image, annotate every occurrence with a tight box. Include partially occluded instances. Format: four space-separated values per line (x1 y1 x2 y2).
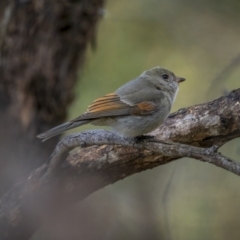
70 94 158 122
87 93 127 112
71 93 132 121
131 101 157 116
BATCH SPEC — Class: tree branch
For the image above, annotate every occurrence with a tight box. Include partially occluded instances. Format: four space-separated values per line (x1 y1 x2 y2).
0 88 240 240
42 130 240 181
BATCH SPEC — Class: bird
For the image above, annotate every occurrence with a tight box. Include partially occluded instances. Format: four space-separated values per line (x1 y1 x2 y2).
37 67 185 141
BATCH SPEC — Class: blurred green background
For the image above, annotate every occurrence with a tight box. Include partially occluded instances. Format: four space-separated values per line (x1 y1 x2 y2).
38 0 240 239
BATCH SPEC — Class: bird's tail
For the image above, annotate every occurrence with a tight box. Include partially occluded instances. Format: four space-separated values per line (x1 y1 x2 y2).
37 120 90 142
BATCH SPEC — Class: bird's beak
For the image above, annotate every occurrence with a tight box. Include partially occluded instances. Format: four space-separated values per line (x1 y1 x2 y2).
176 77 185 83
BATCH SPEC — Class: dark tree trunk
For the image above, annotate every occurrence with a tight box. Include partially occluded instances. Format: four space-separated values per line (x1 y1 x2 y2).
0 0 104 194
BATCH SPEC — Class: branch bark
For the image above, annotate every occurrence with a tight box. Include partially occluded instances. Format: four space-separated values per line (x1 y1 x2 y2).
0 88 240 240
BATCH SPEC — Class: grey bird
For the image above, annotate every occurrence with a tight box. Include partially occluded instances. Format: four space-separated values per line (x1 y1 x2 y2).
37 67 185 141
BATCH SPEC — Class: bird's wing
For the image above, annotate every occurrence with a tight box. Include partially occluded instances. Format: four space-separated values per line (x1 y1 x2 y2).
71 93 158 122
131 101 158 115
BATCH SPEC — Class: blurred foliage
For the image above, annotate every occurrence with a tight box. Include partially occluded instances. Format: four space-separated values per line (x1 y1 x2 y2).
37 0 240 239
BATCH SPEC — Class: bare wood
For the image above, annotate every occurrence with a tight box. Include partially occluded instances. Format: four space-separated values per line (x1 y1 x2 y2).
0 88 240 240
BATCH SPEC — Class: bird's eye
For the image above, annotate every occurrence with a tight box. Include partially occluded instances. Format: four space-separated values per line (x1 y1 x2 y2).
162 74 169 80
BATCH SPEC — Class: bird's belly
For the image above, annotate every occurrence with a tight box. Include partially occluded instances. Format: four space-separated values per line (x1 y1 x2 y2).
96 110 169 137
